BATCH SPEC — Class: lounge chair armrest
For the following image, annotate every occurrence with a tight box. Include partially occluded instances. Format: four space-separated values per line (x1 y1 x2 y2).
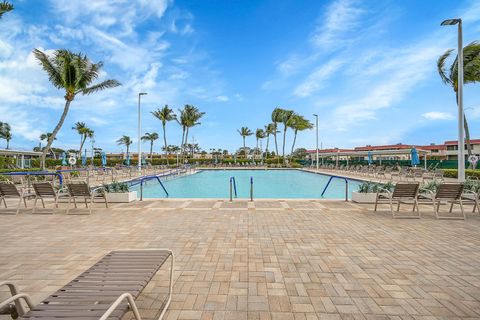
419 188 435 195
376 188 391 195
462 190 477 195
100 293 142 320
0 293 34 315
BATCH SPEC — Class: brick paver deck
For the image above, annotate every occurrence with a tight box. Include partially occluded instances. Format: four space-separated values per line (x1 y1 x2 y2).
1 199 480 319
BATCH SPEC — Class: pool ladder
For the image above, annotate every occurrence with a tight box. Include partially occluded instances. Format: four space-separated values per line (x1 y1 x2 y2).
320 175 349 201
229 176 254 201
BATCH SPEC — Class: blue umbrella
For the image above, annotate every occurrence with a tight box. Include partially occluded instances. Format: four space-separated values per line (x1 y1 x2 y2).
61 152 67 166
101 152 107 167
411 147 420 166
126 154 131 166
367 151 373 165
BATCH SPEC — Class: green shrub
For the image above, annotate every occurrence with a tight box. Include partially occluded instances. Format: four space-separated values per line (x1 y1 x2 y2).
357 181 393 193
103 181 129 193
441 169 480 179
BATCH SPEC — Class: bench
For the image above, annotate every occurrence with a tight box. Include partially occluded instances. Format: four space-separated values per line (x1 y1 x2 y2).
0 249 174 320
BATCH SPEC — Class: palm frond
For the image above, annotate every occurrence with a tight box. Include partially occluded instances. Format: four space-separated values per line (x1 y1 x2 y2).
33 49 63 89
81 79 121 95
0 1 14 18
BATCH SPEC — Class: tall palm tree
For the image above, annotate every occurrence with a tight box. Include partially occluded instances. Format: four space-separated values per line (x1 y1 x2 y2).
271 108 283 159
152 105 176 165
33 49 121 169
264 123 276 159
40 133 56 158
0 122 11 149
288 115 313 155
437 41 480 158
0 1 13 19
185 105 204 153
237 127 253 158
280 109 295 163
255 128 266 161
141 132 159 161
116 135 132 156
72 122 93 157
177 108 188 158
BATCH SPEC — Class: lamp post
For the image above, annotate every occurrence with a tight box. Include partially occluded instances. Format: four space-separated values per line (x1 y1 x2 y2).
313 114 319 170
441 18 464 182
137 92 147 175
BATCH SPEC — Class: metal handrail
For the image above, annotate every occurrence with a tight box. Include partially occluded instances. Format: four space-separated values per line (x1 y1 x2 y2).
129 175 169 200
3 171 64 187
320 175 349 201
250 176 253 201
229 177 237 201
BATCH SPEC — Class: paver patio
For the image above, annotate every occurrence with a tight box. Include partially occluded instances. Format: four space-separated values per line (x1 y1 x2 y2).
1 199 480 320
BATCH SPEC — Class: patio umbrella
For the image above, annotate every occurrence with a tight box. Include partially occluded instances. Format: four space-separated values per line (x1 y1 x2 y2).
61 152 67 166
367 151 373 165
411 147 420 167
101 152 107 167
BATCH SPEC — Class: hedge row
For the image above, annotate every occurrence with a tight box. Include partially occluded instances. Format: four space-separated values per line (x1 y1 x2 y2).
441 169 480 179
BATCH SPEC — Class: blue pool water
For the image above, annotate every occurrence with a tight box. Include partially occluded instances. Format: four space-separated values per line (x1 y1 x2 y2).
130 169 362 199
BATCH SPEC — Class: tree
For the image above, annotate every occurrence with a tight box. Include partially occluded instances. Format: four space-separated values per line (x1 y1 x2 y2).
437 42 480 159
184 105 205 158
0 1 13 19
288 115 313 154
264 123 276 160
152 105 176 165
255 128 266 160
271 108 283 162
141 132 159 161
40 133 57 158
0 122 12 149
33 49 120 169
279 109 295 163
116 135 132 156
292 148 308 159
72 122 93 157
237 127 253 158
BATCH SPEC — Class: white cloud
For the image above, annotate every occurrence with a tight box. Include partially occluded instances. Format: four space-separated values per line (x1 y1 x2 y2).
215 95 229 102
422 112 454 121
293 59 344 97
310 0 365 49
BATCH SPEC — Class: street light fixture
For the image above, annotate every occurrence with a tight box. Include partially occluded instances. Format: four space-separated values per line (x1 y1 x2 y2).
313 114 319 170
138 92 147 175
441 18 464 182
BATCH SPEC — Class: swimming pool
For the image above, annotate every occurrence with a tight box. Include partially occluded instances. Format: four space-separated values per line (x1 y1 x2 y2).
130 169 362 199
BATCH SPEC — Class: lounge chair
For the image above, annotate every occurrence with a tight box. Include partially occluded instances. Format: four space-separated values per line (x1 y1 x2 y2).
32 182 69 214
418 183 465 220
66 182 108 214
374 182 420 218
0 249 174 320
461 190 480 214
0 183 35 215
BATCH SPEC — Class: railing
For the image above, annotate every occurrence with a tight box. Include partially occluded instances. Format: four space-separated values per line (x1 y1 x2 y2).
129 175 169 200
320 175 349 201
229 177 237 201
250 176 254 201
3 171 64 187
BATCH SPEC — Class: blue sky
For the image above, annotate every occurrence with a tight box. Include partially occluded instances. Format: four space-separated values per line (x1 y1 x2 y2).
1 0 480 154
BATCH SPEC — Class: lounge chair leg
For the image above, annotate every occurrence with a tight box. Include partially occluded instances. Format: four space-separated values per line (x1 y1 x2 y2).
32 197 38 214
449 202 454 213
73 197 77 208
459 199 465 220
41 198 45 208
16 197 22 215
66 197 71 214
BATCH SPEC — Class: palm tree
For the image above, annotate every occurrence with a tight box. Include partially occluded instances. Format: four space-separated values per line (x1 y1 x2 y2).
271 108 283 159
152 105 176 165
237 127 253 158
33 49 121 169
437 42 480 158
40 133 56 158
279 109 295 163
264 123 276 159
289 115 313 155
0 122 11 149
0 1 13 19
72 122 93 157
178 105 204 159
116 135 132 156
141 132 159 161
255 128 266 161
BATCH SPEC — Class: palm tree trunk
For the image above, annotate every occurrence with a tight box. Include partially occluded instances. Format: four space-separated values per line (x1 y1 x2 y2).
256 138 259 161
6 139 9 149
163 124 168 165
243 136 246 159
150 141 153 162
184 128 189 163
291 130 298 155
273 124 279 163
265 134 270 159
282 125 287 164
79 135 87 158
40 100 71 169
